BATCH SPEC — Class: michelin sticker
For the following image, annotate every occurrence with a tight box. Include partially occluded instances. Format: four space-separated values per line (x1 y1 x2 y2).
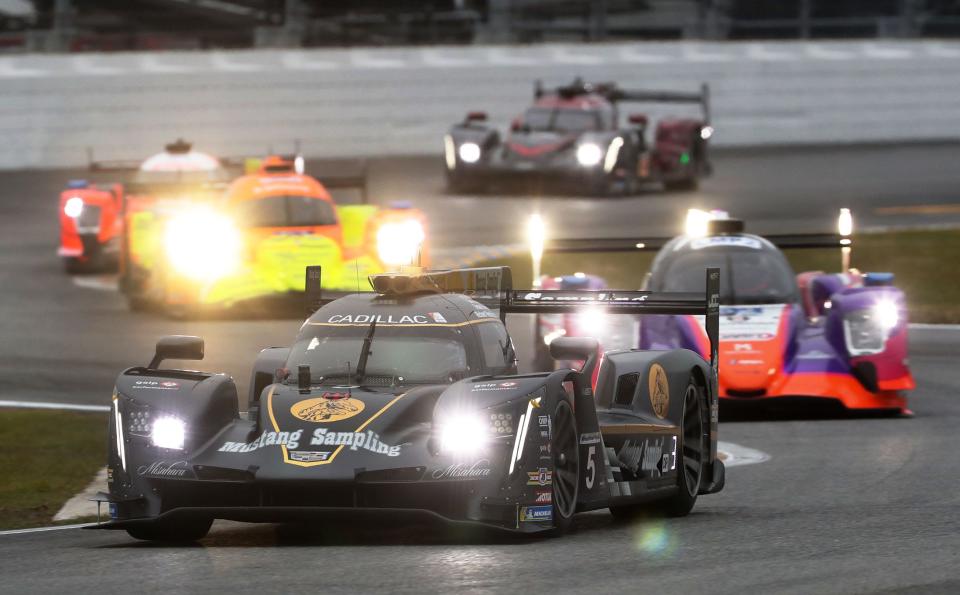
520 505 553 522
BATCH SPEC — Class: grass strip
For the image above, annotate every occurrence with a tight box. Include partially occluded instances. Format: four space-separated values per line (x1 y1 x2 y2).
0 410 106 530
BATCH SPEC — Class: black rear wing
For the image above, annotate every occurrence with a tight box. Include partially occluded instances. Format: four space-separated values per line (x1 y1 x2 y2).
306 265 720 375
544 233 847 254
538 79 710 123
504 267 720 376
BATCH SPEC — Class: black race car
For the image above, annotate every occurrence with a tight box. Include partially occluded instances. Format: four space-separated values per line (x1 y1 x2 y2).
444 78 712 195
91 266 724 541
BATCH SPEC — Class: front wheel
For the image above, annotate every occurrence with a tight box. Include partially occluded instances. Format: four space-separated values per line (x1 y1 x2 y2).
126 517 212 543
550 399 579 534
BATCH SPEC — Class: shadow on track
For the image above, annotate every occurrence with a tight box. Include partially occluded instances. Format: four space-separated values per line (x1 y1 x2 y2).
720 398 907 422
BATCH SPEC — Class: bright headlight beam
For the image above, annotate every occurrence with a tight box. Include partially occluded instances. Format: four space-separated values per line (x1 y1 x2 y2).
838 208 853 237
874 300 899 331
685 208 712 238
458 142 481 163
376 219 425 267
151 416 186 450
576 143 603 167
439 413 489 456
163 207 242 281
64 196 84 218
700 125 714 140
113 396 126 472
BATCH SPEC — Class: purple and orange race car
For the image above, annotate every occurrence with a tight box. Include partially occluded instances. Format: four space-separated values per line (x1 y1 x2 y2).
538 217 914 415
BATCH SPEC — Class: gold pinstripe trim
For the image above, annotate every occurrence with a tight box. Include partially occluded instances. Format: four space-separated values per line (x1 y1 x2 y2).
267 386 409 467
601 423 679 436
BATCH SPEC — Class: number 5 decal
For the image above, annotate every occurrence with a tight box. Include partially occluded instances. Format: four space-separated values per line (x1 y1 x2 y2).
585 445 596 489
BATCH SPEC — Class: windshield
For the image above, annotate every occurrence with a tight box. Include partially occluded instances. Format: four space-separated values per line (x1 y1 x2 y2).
522 107 601 132
654 247 798 304
234 195 337 228
287 329 470 385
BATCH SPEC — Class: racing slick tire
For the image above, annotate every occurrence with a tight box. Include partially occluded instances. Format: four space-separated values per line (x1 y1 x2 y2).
125 517 213 543
550 399 580 535
62 257 84 274
610 377 706 519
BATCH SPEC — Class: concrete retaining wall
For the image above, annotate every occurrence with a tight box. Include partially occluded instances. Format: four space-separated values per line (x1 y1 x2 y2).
2 41 959 169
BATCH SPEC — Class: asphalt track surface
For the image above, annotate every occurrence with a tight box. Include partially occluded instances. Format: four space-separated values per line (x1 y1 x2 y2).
1 145 959 593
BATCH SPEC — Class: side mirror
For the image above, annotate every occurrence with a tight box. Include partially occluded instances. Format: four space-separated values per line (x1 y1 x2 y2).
628 113 648 127
549 336 600 379
466 111 487 123
148 335 204 369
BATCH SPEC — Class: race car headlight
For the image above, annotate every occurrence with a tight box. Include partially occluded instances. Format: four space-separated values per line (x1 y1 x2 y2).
163 208 242 281
64 196 84 218
438 412 490 456
151 416 186 450
843 301 899 356
700 125 714 140
458 142 481 164
376 219 425 267
576 143 603 167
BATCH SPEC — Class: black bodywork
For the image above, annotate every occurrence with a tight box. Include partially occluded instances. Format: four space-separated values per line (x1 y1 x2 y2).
92 266 724 539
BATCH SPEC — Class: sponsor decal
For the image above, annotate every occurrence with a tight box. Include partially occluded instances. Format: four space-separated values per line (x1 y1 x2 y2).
614 437 677 477
579 432 601 445
291 397 365 423
428 311 448 323
289 450 331 463
471 381 520 392
534 490 552 504
521 292 649 304
519 505 553 522
539 444 551 456
527 467 552 486
326 314 430 324
133 380 181 391
690 236 762 250
107 467 114 484
430 459 492 480
137 460 190 478
733 343 755 352
472 309 497 319
648 363 670 419
309 428 402 456
538 414 552 440
219 430 303 453
307 337 320 350
716 304 784 342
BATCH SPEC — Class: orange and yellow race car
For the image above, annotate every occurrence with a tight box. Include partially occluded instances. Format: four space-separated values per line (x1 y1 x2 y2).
58 139 233 274
122 155 428 316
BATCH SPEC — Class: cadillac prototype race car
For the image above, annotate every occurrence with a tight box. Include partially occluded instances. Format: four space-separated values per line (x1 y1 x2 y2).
444 78 712 195
121 154 428 316
540 216 914 414
92 266 725 541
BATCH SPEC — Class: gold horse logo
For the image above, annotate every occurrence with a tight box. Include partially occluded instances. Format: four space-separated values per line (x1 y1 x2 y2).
291 397 365 423
648 363 670 419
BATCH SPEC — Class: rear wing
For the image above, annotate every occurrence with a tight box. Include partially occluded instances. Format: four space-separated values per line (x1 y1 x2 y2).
538 79 710 123
544 233 847 253
504 267 720 377
305 265 721 375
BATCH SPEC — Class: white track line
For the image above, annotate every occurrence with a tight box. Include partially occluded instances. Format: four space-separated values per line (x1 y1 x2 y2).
717 441 771 468
0 400 109 412
0 523 94 537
